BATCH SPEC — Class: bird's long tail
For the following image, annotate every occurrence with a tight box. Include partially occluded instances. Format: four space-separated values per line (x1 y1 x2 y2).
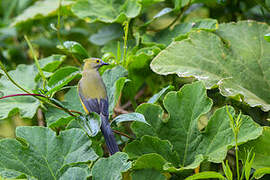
100 114 119 155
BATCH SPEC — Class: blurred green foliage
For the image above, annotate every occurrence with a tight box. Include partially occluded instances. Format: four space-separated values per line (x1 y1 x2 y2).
0 0 270 179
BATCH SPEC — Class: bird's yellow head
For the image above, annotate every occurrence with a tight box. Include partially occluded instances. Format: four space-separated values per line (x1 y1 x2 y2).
83 58 109 70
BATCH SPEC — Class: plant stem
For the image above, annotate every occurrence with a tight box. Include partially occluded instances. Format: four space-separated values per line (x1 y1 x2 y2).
113 130 133 139
24 35 47 89
157 0 192 31
123 20 129 67
0 60 81 118
235 133 240 180
0 93 46 99
57 0 63 46
0 60 31 94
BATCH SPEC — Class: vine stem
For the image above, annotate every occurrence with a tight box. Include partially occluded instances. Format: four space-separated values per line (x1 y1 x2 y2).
24 35 47 89
0 93 46 99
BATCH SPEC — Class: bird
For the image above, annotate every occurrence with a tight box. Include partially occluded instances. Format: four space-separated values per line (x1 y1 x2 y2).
78 58 119 155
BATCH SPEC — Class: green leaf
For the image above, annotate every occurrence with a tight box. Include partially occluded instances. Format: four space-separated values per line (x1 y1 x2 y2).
58 41 89 62
59 167 89 180
45 86 84 128
239 127 270 169
184 171 226 180
133 153 167 171
0 64 40 120
124 135 179 166
151 21 270 111
147 85 174 103
0 126 98 179
266 0 270 8
72 0 141 23
47 66 81 95
131 81 263 169
12 0 74 26
139 0 165 7
253 167 270 179
39 54 66 72
91 152 132 180
102 65 128 115
173 0 194 11
89 24 123 46
131 169 166 180
264 33 270 43
124 45 161 99
77 113 102 137
222 161 233 180
112 112 149 125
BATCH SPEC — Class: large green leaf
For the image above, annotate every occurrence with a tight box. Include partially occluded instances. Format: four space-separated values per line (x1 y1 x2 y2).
91 152 132 180
151 21 270 111
131 169 166 180
239 127 270 169
72 0 141 23
12 0 74 26
102 65 128 115
0 64 40 120
124 135 179 166
0 126 98 179
131 82 263 170
59 167 89 180
133 153 167 171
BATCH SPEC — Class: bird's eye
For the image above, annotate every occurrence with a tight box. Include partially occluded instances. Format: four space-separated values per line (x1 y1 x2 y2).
96 60 100 63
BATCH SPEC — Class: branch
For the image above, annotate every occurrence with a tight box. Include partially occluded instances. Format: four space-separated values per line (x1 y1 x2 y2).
113 130 134 140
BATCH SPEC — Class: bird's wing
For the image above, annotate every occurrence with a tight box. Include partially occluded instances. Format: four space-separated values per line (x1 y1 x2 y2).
78 81 108 116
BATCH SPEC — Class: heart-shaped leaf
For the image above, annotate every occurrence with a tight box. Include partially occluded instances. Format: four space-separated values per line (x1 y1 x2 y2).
0 126 98 179
151 21 270 111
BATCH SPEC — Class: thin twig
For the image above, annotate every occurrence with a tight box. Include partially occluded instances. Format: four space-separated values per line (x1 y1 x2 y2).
113 130 134 140
0 93 46 99
70 110 83 116
148 0 192 32
167 0 192 28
